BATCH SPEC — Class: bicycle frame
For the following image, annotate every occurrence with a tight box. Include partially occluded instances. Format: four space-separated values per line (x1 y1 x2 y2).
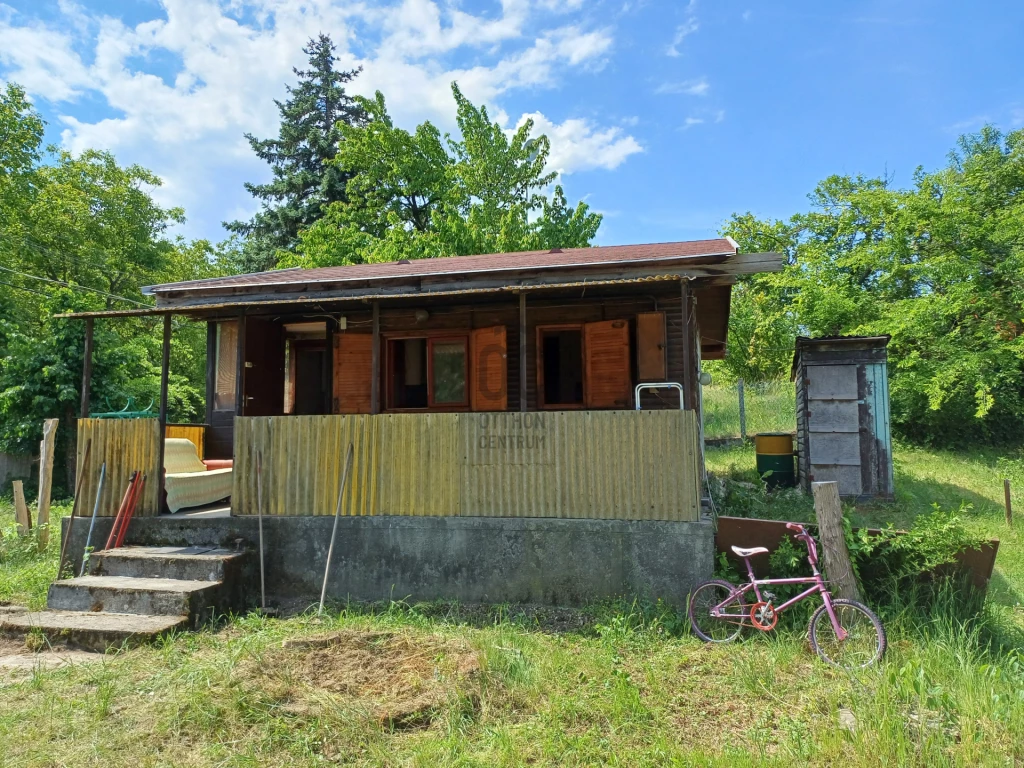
710 528 849 640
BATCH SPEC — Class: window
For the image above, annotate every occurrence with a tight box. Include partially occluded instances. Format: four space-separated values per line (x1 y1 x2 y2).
213 321 238 411
386 335 469 410
537 321 632 410
538 327 584 407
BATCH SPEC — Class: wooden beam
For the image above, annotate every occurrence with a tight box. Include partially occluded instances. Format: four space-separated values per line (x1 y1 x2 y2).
205 321 215 428
681 280 695 411
370 301 380 414
519 292 527 412
80 317 94 418
157 313 172 511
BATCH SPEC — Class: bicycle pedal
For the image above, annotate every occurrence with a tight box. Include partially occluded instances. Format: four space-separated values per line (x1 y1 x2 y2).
762 591 776 602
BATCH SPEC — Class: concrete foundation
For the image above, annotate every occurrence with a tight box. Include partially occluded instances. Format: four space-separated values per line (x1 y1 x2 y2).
62 515 714 608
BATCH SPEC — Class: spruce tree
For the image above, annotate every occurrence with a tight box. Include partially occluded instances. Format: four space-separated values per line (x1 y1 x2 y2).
225 34 366 271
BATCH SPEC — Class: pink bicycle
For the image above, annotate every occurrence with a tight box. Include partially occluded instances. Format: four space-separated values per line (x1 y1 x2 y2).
689 523 886 669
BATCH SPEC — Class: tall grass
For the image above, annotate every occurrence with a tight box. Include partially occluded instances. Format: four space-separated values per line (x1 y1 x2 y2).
702 380 795 439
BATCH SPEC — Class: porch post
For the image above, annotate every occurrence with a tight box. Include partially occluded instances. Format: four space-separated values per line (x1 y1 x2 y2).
157 313 172 509
681 280 695 411
235 312 246 417
519 292 527 412
370 301 380 414
80 317 94 418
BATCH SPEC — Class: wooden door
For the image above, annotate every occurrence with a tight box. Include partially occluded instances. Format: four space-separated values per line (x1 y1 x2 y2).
333 333 373 413
470 326 507 411
583 319 631 409
243 317 285 416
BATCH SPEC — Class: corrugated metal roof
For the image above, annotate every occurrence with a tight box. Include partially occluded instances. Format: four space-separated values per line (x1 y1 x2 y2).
143 238 737 295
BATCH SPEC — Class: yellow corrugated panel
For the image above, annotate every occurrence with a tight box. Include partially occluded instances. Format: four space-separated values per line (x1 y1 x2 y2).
232 415 380 516
377 414 459 516
165 424 204 458
76 419 160 517
460 410 699 521
231 410 699 521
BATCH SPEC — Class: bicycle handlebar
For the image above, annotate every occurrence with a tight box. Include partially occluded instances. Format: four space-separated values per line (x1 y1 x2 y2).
786 522 805 532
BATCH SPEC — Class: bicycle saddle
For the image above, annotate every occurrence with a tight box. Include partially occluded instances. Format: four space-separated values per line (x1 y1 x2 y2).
731 546 769 558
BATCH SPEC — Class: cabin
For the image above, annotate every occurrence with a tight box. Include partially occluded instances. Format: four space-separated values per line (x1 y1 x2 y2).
63 239 783 607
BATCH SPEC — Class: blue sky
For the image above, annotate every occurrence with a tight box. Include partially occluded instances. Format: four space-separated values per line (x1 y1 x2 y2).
1 0 1022 248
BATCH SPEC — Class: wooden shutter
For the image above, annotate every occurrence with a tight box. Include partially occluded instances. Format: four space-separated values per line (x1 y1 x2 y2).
584 320 631 409
636 311 667 380
470 326 507 411
333 333 373 414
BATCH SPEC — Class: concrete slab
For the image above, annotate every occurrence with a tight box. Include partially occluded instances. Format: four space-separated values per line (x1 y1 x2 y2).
90 546 250 582
48 576 223 620
0 611 188 652
0 637 101 676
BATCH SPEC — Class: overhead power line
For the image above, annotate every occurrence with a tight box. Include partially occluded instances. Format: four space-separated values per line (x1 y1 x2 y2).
0 279 51 299
0 263 151 307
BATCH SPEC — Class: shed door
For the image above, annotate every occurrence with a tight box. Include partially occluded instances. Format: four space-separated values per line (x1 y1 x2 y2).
806 364 861 494
470 326 507 411
333 333 373 414
243 317 285 416
583 319 632 409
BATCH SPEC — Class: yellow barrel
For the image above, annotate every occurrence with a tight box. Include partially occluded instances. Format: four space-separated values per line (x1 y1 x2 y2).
754 433 795 488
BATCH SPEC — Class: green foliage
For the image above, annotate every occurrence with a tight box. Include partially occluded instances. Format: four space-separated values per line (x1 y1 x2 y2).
722 126 1024 446
291 84 602 267
0 82 219 492
225 34 367 271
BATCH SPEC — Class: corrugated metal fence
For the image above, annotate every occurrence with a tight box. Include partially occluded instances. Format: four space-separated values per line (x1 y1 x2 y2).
234 410 700 522
76 418 160 517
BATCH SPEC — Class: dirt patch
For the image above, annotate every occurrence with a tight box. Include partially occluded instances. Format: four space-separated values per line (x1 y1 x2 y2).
259 629 482 729
0 636 102 677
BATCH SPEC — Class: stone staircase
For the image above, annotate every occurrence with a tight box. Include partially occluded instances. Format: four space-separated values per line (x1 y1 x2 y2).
1 546 254 652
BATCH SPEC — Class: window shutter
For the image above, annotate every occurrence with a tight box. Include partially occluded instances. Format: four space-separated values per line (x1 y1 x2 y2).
584 320 631 409
470 326 507 411
333 333 373 414
636 311 667 380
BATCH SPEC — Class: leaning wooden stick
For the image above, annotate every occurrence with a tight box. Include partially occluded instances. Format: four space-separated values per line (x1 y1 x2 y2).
257 450 266 611
319 444 355 616
58 438 92 576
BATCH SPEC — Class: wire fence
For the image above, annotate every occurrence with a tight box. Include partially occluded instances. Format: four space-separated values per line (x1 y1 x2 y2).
702 379 795 440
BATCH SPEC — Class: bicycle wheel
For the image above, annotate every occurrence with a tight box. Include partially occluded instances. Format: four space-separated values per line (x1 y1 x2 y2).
808 599 886 669
689 579 748 643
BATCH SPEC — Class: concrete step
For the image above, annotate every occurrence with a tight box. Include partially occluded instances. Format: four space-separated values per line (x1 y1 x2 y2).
0 610 188 652
89 546 249 583
47 576 225 625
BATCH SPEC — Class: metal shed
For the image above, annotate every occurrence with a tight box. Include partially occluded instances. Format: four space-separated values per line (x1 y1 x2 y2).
792 336 894 500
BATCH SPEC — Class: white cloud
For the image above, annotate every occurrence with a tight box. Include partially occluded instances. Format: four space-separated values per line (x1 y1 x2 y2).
666 0 698 57
655 78 709 96
0 0 630 238
682 108 725 129
516 111 642 173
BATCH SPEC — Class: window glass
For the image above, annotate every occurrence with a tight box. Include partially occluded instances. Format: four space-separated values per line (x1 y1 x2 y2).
431 340 467 405
214 321 238 410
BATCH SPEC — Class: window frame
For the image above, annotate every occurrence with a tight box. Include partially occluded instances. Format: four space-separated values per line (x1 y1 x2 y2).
383 330 471 412
535 324 587 411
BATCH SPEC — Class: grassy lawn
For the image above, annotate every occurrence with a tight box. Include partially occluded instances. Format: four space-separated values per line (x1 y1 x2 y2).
0 445 1022 767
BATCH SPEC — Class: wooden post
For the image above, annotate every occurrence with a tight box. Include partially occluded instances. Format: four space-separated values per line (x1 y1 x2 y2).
812 481 861 602
80 317 94 418
235 313 246 417
680 279 695 411
13 480 31 535
738 378 747 440
36 418 58 548
157 314 172 511
519 292 527 412
370 301 381 414
1004 479 1013 527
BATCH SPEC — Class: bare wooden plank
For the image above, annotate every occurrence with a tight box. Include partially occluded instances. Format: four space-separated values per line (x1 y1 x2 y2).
13 480 31 535
36 418 58 548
